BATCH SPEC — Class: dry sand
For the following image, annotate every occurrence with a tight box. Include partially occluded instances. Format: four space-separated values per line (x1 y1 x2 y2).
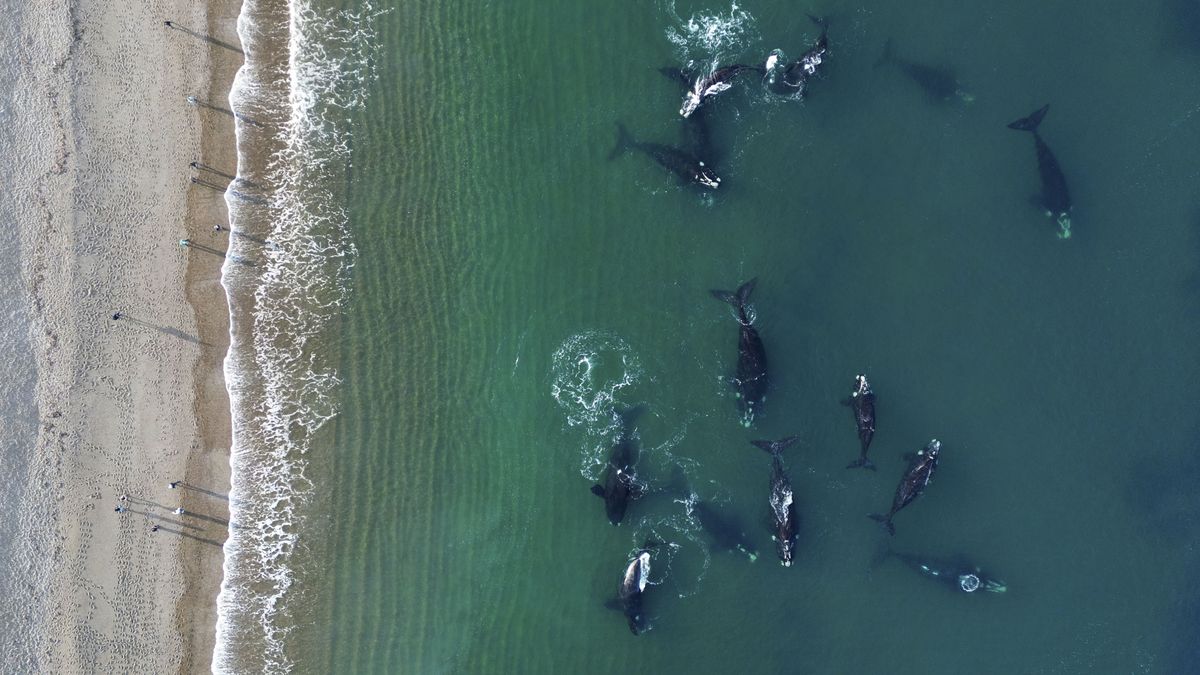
9 0 243 671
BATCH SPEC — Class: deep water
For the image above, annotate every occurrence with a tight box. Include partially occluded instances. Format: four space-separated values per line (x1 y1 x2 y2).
291 0 1200 672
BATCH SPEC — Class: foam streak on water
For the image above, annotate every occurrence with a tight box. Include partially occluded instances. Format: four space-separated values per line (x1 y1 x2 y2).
213 0 382 672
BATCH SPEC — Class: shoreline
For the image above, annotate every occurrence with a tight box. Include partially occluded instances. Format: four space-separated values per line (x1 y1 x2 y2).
176 0 244 672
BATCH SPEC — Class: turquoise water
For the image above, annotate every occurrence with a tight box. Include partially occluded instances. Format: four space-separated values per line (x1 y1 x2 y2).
220 0 1200 672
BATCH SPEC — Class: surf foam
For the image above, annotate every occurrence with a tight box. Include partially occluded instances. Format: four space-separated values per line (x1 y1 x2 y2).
213 0 384 672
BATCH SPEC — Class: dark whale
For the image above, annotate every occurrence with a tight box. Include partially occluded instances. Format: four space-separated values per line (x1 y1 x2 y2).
1008 104 1073 239
875 38 972 104
842 374 877 470
590 406 646 525
609 122 721 189
615 541 661 635
870 438 941 535
881 548 1007 594
710 278 768 427
679 63 763 118
770 15 828 95
751 435 800 566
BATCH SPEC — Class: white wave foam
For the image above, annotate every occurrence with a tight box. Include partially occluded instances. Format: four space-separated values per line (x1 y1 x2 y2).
549 331 646 480
664 0 760 65
213 1 385 673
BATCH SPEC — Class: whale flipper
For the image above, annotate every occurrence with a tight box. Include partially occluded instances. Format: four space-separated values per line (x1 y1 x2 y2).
591 484 606 497
1007 104 1050 132
608 122 634 161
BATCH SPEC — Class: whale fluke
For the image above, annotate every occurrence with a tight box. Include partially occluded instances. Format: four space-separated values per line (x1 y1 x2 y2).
868 513 896 535
752 435 798 456
709 278 756 310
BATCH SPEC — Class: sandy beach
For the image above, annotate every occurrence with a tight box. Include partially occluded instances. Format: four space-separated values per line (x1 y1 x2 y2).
7 0 243 671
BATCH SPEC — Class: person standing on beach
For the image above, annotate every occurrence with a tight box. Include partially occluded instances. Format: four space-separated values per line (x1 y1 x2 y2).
169 481 180 489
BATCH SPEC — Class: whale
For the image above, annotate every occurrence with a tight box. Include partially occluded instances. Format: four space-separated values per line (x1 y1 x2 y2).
773 15 829 95
670 466 758 561
751 436 800 566
1008 104 1073 239
679 63 763 118
590 406 646 525
882 548 1007 594
710 278 768 427
875 38 972 104
610 122 721 190
660 67 720 163
870 439 941 535
616 541 661 635
842 374 877 470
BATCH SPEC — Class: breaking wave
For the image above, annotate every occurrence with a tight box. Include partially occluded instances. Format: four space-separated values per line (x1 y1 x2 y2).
213 0 384 672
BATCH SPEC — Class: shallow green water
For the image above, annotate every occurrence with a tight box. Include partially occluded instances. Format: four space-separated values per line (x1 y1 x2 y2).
302 0 1200 671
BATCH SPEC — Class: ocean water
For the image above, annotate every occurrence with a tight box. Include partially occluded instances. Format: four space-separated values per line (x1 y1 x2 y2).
216 0 1200 672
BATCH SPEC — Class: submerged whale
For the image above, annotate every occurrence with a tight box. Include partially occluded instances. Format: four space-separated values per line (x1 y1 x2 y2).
1008 104 1073 239
609 122 721 190
710 279 768 427
842 374 877 470
882 549 1007 594
875 38 972 104
751 435 800 566
590 406 646 525
670 467 758 561
679 63 763 118
870 439 941 535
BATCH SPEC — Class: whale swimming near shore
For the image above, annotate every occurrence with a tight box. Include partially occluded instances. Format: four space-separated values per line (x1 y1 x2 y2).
842 374 877 470
710 279 768 427
874 38 972 104
614 540 661 635
770 15 829 95
751 436 800 566
679 63 763 118
1008 104 1073 239
590 406 646 525
670 466 758 561
609 122 721 190
879 548 1008 594
870 439 941 535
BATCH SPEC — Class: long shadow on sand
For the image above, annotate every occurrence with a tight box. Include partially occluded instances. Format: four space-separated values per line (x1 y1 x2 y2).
112 313 212 347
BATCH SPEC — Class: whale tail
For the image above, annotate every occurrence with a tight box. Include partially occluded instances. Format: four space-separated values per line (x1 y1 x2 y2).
846 457 876 471
874 38 894 69
608 122 634 161
1007 104 1050 132
869 513 896 535
751 435 799 456
709 278 757 311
